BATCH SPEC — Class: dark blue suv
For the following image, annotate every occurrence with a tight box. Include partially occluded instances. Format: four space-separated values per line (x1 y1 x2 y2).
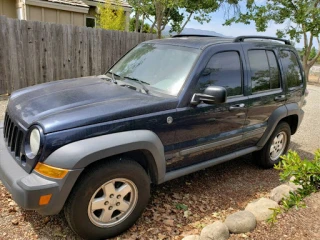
0 35 306 239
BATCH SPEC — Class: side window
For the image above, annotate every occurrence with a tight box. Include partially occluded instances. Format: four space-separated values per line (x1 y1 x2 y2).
280 50 303 88
196 51 242 97
248 50 281 93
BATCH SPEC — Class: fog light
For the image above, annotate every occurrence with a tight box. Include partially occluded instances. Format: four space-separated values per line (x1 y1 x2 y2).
34 163 69 179
39 194 52 206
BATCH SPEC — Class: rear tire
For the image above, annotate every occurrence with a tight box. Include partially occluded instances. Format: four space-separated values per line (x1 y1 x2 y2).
254 122 291 168
64 158 150 240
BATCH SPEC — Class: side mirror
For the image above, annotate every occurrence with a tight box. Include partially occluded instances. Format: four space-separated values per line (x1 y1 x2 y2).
191 86 227 105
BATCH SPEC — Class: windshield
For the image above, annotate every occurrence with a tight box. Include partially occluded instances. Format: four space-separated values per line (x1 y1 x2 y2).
109 43 200 96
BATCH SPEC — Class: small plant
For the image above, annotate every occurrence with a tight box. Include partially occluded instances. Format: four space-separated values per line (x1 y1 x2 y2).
267 207 282 225
175 203 188 211
268 149 320 224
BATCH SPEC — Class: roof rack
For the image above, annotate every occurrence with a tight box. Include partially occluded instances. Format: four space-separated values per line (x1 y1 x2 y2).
234 36 291 45
172 34 220 38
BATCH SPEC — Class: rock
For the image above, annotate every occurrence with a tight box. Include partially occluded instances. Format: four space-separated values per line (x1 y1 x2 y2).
224 211 256 233
245 198 279 221
200 221 229 240
287 177 303 192
11 219 19 225
163 219 174 227
270 184 293 203
182 235 200 240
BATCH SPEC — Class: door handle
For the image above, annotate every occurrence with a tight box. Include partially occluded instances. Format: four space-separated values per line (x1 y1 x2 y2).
229 103 246 111
274 95 286 102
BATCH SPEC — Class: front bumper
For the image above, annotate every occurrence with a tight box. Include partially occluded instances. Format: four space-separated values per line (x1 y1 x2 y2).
0 127 82 215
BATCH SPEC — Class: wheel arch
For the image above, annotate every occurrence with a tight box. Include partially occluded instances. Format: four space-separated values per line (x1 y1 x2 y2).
43 130 166 184
257 103 303 147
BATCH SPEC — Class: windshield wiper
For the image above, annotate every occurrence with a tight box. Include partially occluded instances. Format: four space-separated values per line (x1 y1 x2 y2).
123 76 150 94
106 71 121 84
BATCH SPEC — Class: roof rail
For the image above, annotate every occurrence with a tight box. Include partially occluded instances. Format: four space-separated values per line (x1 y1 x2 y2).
234 36 291 45
172 34 220 38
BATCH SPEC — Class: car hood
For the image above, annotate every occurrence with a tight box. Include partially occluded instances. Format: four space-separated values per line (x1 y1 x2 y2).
7 77 178 133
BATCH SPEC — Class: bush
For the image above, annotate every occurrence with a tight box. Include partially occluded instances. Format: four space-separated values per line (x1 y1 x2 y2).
268 149 320 224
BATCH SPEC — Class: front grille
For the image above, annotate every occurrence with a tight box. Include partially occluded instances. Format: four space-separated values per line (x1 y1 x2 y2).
3 113 25 160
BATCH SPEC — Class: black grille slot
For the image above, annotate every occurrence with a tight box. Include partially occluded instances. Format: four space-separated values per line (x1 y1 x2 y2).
10 126 18 152
3 114 25 160
7 121 14 146
15 130 23 157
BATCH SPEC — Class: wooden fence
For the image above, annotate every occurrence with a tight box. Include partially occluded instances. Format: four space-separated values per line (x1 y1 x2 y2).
0 16 156 95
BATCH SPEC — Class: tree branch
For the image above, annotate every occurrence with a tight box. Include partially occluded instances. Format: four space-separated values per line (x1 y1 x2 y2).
308 37 320 68
178 11 194 34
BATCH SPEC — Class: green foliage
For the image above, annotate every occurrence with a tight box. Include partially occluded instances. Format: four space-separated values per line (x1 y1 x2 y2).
268 149 320 224
267 207 282 225
96 0 125 31
175 203 188 210
129 18 156 34
275 150 320 192
128 0 239 37
309 47 317 61
226 0 320 80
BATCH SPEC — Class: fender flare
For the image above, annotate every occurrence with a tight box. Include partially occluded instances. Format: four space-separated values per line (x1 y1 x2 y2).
44 130 166 184
257 103 303 147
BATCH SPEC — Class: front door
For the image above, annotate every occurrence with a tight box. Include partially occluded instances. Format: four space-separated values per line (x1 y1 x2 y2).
166 46 248 171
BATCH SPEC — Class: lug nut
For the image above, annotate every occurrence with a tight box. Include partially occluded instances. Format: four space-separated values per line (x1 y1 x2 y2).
104 201 109 205
109 206 113 210
116 202 120 206
117 195 121 199
110 194 114 198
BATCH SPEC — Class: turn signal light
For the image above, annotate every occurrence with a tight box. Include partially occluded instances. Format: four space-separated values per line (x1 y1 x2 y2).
39 194 52 206
34 163 69 179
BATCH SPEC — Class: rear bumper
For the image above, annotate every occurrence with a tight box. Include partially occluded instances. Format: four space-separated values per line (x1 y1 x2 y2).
0 127 82 215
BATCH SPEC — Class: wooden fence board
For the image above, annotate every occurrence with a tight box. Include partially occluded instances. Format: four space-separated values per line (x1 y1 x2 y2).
0 16 157 94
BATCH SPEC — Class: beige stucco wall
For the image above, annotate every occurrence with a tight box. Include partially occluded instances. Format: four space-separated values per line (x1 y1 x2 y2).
0 0 17 18
26 5 86 26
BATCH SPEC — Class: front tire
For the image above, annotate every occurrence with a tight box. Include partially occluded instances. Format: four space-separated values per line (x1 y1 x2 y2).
64 158 150 240
254 122 291 168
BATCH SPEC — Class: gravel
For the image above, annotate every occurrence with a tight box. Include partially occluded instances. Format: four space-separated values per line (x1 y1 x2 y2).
0 85 319 240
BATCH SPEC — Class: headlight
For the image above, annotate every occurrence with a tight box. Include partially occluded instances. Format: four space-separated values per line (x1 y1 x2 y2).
25 126 44 159
30 128 41 156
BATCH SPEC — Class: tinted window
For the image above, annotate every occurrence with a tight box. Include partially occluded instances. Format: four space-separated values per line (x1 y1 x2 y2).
196 51 242 97
280 50 303 88
267 51 281 89
248 50 281 93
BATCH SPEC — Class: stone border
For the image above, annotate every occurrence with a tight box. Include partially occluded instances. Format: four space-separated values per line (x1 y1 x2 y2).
182 177 302 240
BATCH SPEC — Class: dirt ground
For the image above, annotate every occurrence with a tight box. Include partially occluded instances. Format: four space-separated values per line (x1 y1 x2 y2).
0 85 319 240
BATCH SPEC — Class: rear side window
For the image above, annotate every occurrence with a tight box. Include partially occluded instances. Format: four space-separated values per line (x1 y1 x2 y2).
248 50 281 93
196 51 242 97
280 50 303 88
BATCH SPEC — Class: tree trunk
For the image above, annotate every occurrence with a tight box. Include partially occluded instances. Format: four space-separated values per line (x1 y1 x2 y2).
304 65 310 82
135 12 140 32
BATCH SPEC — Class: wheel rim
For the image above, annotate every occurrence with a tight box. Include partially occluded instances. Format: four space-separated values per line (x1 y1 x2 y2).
88 178 138 228
270 131 287 161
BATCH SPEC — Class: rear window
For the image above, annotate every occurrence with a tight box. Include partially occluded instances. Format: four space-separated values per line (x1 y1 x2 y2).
280 50 303 88
248 50 281 93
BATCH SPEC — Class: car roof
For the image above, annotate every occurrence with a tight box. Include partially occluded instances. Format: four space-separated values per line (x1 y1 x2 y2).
144 35 294 50
145 36 233 50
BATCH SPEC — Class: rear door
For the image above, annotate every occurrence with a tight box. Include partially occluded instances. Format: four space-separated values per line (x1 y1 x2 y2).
278 49 304 104
241 44 285 147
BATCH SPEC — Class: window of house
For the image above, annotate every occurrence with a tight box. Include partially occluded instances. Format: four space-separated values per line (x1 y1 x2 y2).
280 50 303 88
86 17 96 28
196 51 243 97
248 50 281 93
